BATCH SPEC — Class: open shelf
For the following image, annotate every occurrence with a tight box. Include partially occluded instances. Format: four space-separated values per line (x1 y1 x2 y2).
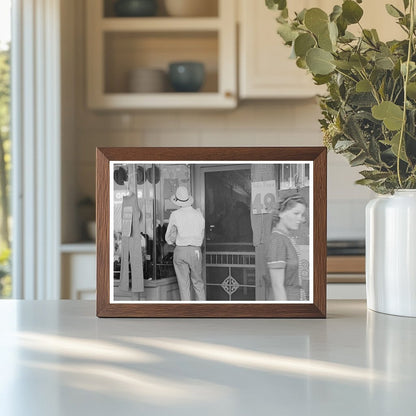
103 0 219 18
104 31 218 94
86 0 236 109
101 17 221 31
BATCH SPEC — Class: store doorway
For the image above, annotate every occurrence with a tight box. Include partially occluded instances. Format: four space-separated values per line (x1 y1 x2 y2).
199 165 256 301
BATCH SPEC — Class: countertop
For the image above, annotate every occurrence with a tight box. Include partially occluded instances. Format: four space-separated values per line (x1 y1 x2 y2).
0 300 415 415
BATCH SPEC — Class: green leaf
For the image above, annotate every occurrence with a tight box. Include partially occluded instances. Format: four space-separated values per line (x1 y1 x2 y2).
378 77 386 100
334 140 355 151
407 82 416 99
333 59 352 70
294 33 316 58
370 67 385 84
344 114 367 147
385 132 409 162
401 61 416 76
363 29 376 46
313 74 332 85
355 178 377 186
371 29 380 42
328 21 338 45
330 5 342 22
403 0 410 10
372 101 404 131
304 8 329 35
350 54 368 70
348 92 377 107
356 79 372 92
375 55 395 70
339 31 356 43
385 4 404 18
296 8 307 23
336 15 348 36
266 0 287 11
369 136 382 163
277 23 299 43
342 0 364 24
360 170 391 180
350 151 368 167
306 48 335 75
296 57 308 69
318 27 334 52
276 14 287 24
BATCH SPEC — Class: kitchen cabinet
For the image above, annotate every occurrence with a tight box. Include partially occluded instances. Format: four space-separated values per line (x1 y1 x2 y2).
238 0 325 99
238 0 404 99
61 245 96 300
86 0 237 109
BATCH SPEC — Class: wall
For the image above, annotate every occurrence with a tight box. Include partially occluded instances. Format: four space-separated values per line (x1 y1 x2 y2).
61 0 374 243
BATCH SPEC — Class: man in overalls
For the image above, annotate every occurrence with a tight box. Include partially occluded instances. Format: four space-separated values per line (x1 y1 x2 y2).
165 186 206 301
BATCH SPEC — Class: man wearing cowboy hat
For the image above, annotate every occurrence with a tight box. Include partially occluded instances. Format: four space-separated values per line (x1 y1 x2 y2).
165 186 206 301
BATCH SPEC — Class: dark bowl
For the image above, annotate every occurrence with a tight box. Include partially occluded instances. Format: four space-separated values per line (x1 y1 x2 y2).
114 0 157 17
168 62 205 92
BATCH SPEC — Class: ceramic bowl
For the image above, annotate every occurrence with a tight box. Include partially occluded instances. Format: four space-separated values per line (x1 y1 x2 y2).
164 0 217 17
168 62 205 92
114 0 158 17
128 68 167 93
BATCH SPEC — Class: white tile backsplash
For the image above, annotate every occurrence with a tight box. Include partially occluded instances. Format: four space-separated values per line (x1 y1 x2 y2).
74 99 371 240
328 199 368 240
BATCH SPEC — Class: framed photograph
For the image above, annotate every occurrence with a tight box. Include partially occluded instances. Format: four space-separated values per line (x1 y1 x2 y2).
96 147 327 318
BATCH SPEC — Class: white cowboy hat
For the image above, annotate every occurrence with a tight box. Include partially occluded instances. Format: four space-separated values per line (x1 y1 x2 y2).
171 186 194 207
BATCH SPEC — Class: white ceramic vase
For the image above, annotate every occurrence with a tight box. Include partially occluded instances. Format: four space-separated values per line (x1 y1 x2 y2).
366 190 416 317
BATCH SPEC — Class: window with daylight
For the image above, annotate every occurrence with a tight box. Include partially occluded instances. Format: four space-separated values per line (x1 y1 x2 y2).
0 0 12 298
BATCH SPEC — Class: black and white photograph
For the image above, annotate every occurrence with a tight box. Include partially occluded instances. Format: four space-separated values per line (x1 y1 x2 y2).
110 161 313 303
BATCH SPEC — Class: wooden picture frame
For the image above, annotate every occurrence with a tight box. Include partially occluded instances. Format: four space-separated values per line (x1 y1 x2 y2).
96 147 327 318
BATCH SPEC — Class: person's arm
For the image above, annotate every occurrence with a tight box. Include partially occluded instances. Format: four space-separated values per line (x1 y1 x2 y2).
268 268 287 300
165 213 176 245
266 234 287 301
198 209 205 248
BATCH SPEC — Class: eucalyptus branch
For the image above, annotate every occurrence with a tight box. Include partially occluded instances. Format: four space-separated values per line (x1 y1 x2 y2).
397 0 415 188
390 79 398 102
393 85 404 104
334 68 359 84
358 69 381 104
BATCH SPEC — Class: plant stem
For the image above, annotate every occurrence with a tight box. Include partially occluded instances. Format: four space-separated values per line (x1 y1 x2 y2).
358 69 381 104
397 0 415 188
334 68 358 84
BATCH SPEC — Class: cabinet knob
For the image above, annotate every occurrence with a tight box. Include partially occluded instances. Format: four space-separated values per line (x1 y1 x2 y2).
224 91 234 99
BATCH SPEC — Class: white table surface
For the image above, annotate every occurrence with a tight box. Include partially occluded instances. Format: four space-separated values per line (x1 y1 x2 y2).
0 300 415 416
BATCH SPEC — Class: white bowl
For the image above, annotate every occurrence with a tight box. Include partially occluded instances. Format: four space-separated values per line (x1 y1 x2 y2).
164 0 217 17
128 68 167 93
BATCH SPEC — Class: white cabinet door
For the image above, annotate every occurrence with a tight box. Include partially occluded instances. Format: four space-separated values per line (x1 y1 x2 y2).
239 0 326 99
238 0 404 99
61 253 96 300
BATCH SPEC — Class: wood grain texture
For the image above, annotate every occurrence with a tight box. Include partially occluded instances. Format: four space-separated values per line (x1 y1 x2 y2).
327 256 365 274
96 147 327 318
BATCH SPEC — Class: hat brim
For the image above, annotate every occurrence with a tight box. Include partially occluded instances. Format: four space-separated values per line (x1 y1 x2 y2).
170 194 194 207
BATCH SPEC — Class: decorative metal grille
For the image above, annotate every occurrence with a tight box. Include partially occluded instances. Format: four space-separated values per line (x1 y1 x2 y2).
206 252 256 267
205 251 256 300
221 275 240 295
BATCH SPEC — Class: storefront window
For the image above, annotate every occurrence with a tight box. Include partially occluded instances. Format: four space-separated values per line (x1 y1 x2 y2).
113 163 191 300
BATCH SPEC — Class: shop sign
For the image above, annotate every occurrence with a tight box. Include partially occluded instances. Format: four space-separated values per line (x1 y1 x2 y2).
251 180 276 214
